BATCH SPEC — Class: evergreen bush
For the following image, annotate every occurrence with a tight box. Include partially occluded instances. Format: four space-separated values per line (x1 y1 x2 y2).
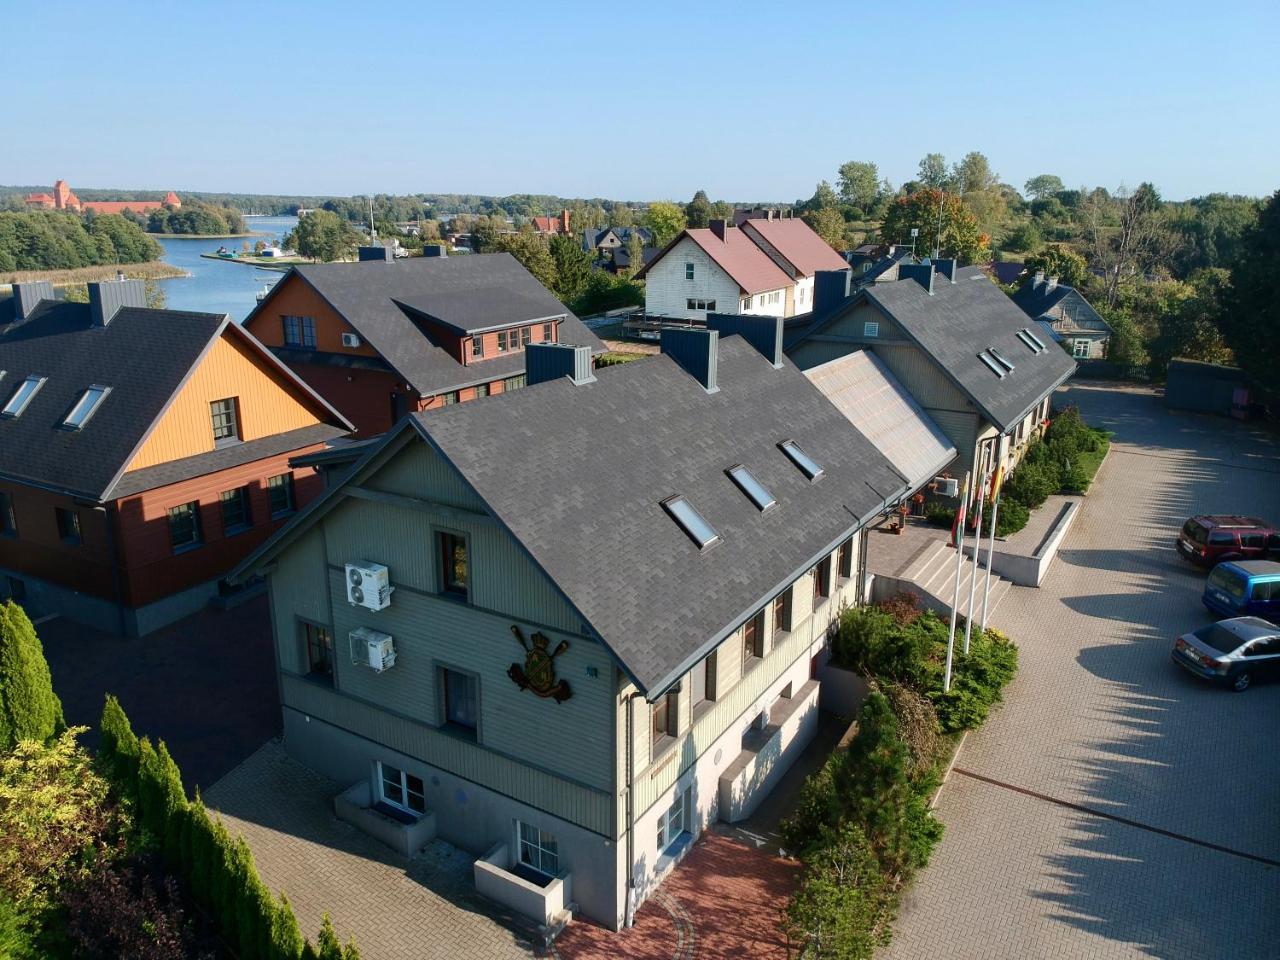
0 601 65 752
98 695 139 804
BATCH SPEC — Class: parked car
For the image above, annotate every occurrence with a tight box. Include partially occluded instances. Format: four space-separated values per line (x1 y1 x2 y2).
1171 616 1280 691
1202 560 1280 622
1176 515 1280 566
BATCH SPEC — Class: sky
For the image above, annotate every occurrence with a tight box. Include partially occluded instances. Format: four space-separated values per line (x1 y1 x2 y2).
3 0 1277 203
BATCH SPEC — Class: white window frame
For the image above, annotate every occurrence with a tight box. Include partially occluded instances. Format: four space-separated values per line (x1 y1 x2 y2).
657 789 689 852
1072 338 1090 358
516 821 560 878
685 262 695 280
377 762 426 816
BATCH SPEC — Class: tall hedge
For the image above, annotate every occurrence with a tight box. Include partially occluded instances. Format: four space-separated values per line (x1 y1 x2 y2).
0 600 65 752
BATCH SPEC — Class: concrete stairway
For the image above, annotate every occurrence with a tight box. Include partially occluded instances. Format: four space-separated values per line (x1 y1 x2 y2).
900 538 1013 624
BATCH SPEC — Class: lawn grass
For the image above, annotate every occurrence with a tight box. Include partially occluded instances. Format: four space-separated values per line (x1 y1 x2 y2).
1074 428 1113 492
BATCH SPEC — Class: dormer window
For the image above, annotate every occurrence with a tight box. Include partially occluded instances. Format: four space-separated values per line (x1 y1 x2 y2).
779 440 823 482
663 495 720 550
1 376 46 419
62 385 110 430
497 330 510 353
473 336 485 359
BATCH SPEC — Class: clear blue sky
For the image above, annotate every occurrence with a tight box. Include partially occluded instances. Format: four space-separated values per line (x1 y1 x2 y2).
2 0 1276 202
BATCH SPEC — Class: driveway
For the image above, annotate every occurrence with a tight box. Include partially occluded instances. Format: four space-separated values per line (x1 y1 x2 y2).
885 383 1280 960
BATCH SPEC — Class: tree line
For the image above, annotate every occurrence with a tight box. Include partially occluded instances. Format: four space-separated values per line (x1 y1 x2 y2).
0 210 162 272
133 203 247 236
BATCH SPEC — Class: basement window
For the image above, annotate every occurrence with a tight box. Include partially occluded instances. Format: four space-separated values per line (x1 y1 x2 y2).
726 465 777 512
1 376 47 419
978 352 1006 379
62 385 110 430
663 495 720 550
779 440 824 482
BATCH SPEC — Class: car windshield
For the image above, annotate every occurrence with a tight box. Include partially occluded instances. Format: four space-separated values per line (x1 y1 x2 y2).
1207 566 1247 599
1192 623 1246 654
1183 520 1208 545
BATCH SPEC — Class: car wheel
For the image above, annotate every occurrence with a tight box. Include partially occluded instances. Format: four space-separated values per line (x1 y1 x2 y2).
1231 671 1252 692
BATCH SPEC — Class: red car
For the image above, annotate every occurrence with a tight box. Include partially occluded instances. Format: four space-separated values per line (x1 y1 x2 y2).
1177 516 1280 567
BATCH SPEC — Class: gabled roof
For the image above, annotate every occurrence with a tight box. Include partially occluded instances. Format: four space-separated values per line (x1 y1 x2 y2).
234 336 907 696
989 261 1026 286
1012 280 1112 334
245 253 604 397
0 300 349 501
636 227 792 295
740 217 850 277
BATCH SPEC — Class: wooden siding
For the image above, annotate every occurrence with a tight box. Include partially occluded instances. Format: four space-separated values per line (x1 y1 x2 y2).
466 321 558 365
643 236 748 320
246 275 378 358
128 333 328 471
0 484 114 600
275 362 407 438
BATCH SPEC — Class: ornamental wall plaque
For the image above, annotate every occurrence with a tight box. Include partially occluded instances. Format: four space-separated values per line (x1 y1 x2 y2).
508 625 572 703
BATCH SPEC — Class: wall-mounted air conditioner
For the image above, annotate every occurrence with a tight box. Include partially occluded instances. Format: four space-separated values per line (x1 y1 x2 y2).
346 561 393 611
350 626 396 673
341 332 362 348
933 477 959 498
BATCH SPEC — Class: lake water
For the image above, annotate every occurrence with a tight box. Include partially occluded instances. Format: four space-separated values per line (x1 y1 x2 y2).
154 215 298 322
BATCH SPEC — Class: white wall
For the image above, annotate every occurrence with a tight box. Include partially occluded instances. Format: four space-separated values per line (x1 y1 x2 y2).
739 287 790 318
643 236 744 320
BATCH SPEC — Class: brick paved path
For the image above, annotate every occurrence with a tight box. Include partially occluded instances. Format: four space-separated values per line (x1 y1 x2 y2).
885 384 1280 960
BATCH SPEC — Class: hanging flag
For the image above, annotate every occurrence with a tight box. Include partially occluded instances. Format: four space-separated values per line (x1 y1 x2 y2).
990 463 1005 502
950 474 970 547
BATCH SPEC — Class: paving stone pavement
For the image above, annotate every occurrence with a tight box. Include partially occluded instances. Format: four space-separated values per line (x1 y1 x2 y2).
885 383 1280 960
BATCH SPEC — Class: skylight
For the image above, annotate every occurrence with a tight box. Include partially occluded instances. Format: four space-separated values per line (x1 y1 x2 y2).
1 376 47 418
779 440 824 481
727 465 777 512
988 347 1015 373
663 495 721 549
62 385 110 430
978 352 1006 379
1024 328 1047 351
1016 329 1045 354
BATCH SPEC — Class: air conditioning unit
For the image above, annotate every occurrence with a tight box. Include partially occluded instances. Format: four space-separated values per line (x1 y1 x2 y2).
345 561 392 611
350 627 396 673
933 477 960 498
341 332 362 348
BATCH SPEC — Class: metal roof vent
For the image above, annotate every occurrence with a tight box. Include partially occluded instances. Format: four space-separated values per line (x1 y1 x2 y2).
526 342 596 387
88 278 146 327
661 327 719 393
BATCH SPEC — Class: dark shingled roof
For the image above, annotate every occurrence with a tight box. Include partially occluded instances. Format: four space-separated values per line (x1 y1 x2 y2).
0 301 228 499
250 253 604 397
417 337 906 694
1010 279 1072 317
861 267 1076 430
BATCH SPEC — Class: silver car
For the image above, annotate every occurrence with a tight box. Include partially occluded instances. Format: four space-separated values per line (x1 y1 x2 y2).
1171 617 1280 692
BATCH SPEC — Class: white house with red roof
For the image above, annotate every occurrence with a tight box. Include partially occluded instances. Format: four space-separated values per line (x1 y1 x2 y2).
635 213 848 322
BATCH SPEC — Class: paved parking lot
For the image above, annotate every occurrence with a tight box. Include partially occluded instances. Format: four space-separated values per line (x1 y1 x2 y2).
885 383 1280 960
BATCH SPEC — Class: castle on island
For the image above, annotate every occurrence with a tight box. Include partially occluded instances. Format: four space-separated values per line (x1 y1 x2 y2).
25 179 181 215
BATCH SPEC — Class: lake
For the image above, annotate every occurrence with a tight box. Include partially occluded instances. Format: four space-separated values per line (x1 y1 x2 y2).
154 215 298 322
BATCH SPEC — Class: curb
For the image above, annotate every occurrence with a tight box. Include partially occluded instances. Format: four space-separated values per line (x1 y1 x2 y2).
929 729 969 811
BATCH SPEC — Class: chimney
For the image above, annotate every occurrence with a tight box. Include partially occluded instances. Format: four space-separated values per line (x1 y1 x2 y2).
709 218 728 242
561 209 571 233
706 313 784 368
526 342 597 387
358 245 393 262
11 281 56 323
933 258 957 283
899 263 935 294
813 269 853 317
1032 270 1045 289
1046 276 1059 292
661 327 719 393
423 243 448 258
88 278 147 326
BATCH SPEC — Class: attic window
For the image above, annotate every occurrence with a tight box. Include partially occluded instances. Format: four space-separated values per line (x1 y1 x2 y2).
978 352 1006 379
663 495 720 550
62 385 111 430
1 376 47 419
727 465 777 512
988 347 1015 373
1016 329 1045 354
779 440 824 481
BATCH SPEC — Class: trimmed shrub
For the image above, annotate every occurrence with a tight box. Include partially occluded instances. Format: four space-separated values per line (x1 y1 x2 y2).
993 499 1030 536
155 742 188 868
272 894 306 960
783 823 890 960
924 502 956 529
316 914 343 960
1002 457 1057 508
98 695 140 805
136 738 166 842
0 601 65 752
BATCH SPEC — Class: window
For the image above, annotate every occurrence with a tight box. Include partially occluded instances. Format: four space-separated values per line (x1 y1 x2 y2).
863 321 879 338
838 537 854 580
727 464 776 512
1241 532 1266 550
686 298 716 311
302 622 334 682
167 501 202 550
685 262 695 280
439 531 468 599
779 440 824 481
497 330 510 353
473 336 485 359
657 791 688 852
773 587 793 634
741 298 752 311
521 326 532 348
2 376 46 418
662 495 720 549
378 762 426 815
542 322 553 342
220 487 251 534
813 557 832 602
282 315 316 348
767 291 782 305
1 492 16 537
442 391 458 406
209 397 239 445
62 385 110 430
55 507 81 545
476 382 489 398
267 473 295 517
690 653 715 711
1073 339 1090 358
743 608 766 667
518 822 560 878
441 668 478 733
651 692 677 751
504 375 526 391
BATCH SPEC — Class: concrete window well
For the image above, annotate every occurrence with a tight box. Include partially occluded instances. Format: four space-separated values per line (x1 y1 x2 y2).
474 821 574 938
333 762 438 858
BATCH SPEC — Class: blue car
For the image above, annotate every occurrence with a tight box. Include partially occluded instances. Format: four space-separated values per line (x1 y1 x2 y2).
1202 560 1280 622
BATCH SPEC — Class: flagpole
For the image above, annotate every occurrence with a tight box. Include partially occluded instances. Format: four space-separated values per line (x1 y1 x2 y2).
981 489 1002 631
963 466 988 655
945 471 971 693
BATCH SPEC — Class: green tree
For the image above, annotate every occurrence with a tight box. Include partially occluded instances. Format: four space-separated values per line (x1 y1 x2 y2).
801 180 840 212
286 210 360 262
837 161 880 210
684 190 712 229
1024 174 1065 201
802 207 848 252
1221 189 1280 399
1023 244 1089 288
642 201 687 248
623 230 645 278
1169 193 1263 275
880 190 989 264
548 233 592 303
917 153 949 189
98 694 140 804
316 913 343 960
0 601 64 753
951 152 998 194
784 823 889 960
1146 270 1233 376
1001 221 1042 253
488 232 558 292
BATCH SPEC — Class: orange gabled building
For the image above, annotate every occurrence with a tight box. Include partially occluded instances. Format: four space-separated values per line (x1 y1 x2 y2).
243 250 605 437
0 278 351 635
